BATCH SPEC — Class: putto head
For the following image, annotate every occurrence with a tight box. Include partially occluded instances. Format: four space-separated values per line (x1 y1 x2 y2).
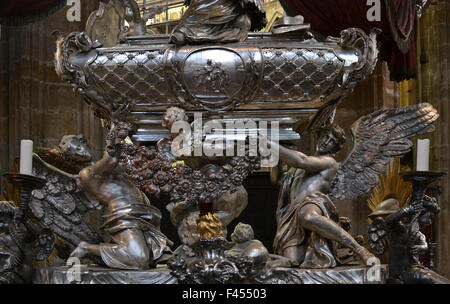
419 196 440 228
162 107 188 131
230 222 254 244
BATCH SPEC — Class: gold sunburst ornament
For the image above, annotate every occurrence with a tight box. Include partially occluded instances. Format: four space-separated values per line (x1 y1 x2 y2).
367 158 412 220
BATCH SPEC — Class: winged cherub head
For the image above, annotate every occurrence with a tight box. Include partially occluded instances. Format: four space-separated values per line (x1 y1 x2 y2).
316 125 346 156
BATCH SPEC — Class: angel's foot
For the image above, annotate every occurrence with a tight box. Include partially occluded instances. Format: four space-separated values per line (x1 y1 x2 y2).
356 246 376 266
70 241 90 259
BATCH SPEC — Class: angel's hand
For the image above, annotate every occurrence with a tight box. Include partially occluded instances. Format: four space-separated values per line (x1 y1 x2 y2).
69 241 90 259
410 245 423 256
115 122 132 141
106 144 116 157
407 203 424 214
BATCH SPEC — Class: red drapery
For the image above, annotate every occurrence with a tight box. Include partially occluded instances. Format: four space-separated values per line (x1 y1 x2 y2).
0 0 63 16
0 0 67 25
279 0 418 81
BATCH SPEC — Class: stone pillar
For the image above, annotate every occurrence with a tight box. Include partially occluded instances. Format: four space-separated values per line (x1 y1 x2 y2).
420 1 450 278
0 24 10 179
0 0 105 188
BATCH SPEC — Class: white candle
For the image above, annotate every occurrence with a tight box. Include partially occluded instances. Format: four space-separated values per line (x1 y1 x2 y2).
417 139 430 171
19 139 33 175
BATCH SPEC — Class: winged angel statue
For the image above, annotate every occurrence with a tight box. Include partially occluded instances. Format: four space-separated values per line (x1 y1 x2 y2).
29 121 171 270
266 103 438 269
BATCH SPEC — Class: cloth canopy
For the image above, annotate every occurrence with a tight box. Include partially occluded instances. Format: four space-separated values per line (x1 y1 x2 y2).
279 0 419 81
0 0 67 24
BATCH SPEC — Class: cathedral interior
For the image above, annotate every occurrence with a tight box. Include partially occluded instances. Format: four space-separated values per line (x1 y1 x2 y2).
0 0 449 285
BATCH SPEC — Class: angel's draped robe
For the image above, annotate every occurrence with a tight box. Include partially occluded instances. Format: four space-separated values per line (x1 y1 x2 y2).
99 193 171 269
171 0 247 43
273 168 341 269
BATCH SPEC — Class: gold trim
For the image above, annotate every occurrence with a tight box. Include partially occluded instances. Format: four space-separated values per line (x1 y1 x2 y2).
367 158 412 221
196 213 223 239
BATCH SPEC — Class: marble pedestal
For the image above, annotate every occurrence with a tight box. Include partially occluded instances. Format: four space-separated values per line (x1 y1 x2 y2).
33 265 178 284
33 264 388 284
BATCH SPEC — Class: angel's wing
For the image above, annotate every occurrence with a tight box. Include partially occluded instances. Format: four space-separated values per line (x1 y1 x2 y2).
330 103 438 201
30 155 102 250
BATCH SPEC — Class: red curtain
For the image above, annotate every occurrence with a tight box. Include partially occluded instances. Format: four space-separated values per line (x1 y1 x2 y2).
0 0 63 16
279 0 418 81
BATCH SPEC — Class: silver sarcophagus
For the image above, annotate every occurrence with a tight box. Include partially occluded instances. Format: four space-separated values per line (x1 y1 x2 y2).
56 28 378 142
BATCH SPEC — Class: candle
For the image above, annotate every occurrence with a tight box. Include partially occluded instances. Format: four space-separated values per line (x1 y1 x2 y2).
19 140 33 175
417 139 430 171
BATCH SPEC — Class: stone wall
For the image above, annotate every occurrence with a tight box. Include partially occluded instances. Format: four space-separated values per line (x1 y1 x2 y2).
422 1 450 278
396 0 450 278
0 1 105 190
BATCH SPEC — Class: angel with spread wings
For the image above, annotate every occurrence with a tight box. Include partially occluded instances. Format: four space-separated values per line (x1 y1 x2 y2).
30 115 171 270
265 103 438 269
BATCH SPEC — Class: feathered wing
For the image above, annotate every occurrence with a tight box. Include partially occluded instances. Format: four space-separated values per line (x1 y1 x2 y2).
30 155 102 250
330 103 438 201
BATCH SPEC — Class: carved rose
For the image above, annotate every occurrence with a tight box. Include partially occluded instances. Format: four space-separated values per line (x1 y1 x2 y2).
142 169 153 180
179 179 191 193
205 181 217 193
153 171 169 186
193 182 204 194
230 173 243 186
192 171 203 180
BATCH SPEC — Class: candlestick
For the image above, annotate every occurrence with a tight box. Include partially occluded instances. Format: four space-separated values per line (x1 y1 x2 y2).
19 140 33 175
400 171 445 204
417 139 430 171
3 173 46 219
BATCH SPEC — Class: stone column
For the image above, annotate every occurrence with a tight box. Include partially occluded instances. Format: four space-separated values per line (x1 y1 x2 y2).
0 24 10 180
0 0 105 188
420 0 450 278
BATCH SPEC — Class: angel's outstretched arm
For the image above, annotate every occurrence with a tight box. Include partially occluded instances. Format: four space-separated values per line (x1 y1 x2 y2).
385 205 415 227
89 122 122 177
90 103 132 176
267 140 337 172
33 154 77 179
90 119 133 176
89 151 118 176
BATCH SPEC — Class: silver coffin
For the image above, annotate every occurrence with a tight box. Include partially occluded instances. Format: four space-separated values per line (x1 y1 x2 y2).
57 30 378 142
